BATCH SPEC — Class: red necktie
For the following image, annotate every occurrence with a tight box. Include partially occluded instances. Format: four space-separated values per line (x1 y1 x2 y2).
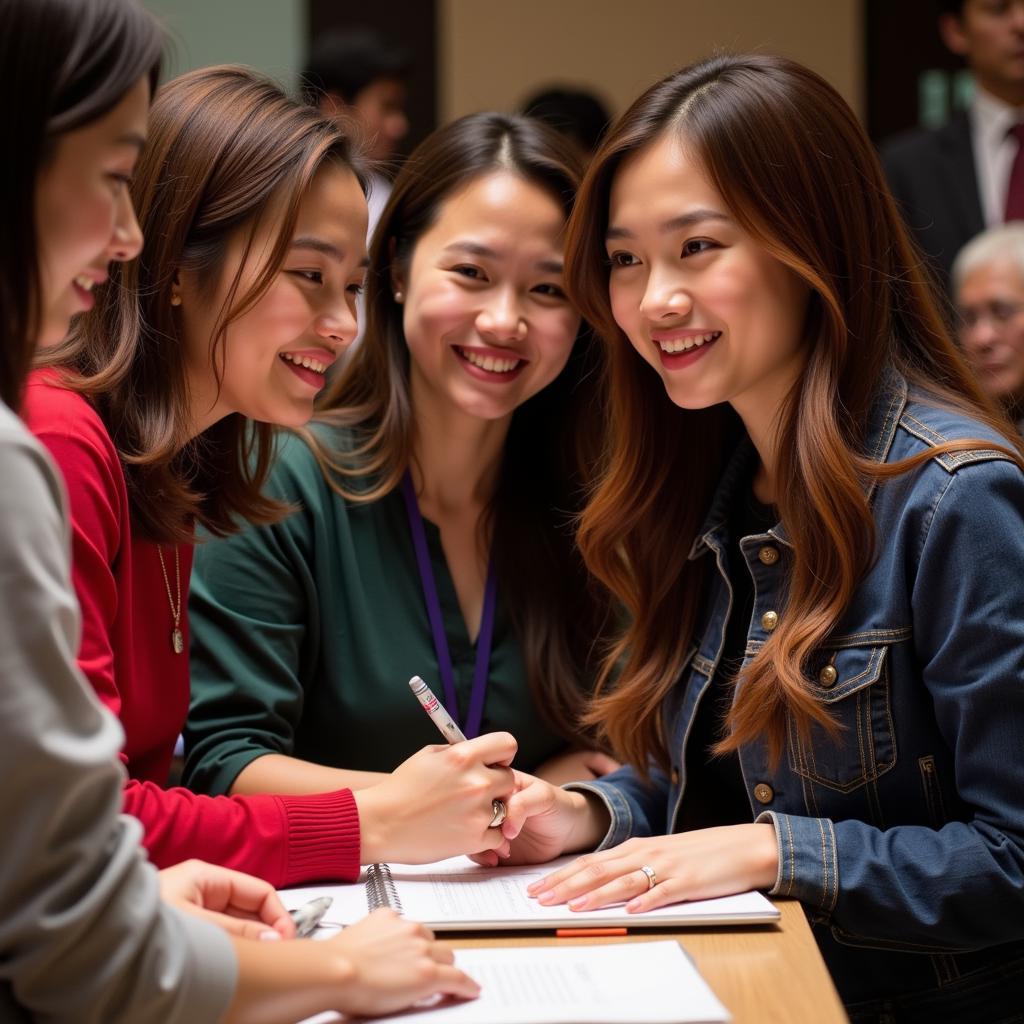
1005 123 1024 222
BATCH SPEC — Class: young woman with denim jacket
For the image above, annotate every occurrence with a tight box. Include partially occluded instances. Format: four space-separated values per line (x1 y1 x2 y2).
489 55 1024 1021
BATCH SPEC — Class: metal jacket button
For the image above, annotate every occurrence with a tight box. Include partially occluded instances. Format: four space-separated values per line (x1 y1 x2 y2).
818 665 838 687
761 610 779 632
758 545 780 566
754 783 774 804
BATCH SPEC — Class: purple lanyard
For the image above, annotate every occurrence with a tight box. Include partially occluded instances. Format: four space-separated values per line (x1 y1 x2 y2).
401 470 497 739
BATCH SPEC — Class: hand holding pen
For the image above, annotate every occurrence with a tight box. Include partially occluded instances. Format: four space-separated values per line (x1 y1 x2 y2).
349 679 517 865
408 675 507 827
159 860 297 941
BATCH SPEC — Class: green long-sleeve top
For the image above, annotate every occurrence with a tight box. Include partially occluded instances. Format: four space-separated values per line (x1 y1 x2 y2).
183 425 566 796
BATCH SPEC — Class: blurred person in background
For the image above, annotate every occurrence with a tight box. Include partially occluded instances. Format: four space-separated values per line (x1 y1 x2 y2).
954 223 1024 430
303 27 410 237
882 0 1024 296
521 85 612 158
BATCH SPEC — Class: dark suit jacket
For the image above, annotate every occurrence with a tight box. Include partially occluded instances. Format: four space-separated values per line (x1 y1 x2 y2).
880 112 985 297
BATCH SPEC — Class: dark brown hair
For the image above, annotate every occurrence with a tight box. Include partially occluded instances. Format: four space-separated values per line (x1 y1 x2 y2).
1 0 161 410
41 65 364 542
301 112 610 744
567 54 1024 771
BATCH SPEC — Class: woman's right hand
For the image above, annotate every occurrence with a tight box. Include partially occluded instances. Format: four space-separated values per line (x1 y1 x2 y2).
325 909 479 1017
354 732 518 863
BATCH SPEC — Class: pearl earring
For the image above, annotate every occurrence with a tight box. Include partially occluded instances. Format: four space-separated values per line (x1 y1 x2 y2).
393 291 404 304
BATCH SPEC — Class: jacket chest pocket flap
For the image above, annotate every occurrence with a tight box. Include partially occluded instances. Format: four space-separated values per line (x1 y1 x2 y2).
787 634 905 792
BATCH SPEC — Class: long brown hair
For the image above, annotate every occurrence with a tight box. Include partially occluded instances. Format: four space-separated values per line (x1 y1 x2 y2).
1 0 161 411
568 55 1024 771
39 65 364 543
300 112 609 744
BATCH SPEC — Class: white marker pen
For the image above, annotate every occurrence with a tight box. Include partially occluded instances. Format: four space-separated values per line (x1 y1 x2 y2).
408 675 467 744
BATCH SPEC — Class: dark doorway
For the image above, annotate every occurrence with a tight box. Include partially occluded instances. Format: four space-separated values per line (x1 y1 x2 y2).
865 0 972 144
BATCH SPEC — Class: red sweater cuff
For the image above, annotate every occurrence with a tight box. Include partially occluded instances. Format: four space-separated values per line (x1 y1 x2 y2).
278 788 361 886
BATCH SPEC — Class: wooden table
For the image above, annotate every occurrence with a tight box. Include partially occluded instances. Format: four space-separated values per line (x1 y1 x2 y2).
445 898 848 1024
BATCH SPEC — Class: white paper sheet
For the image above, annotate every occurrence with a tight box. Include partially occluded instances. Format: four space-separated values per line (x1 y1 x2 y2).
299 941 730 1024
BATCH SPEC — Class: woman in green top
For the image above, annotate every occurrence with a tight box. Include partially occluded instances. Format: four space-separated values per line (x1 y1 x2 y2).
184 112 617 804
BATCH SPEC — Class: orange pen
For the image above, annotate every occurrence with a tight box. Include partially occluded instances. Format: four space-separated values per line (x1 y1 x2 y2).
554 927 629 937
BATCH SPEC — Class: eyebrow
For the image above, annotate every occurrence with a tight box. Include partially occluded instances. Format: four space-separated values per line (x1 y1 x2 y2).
291 236 369 267
605 208 731 241
443 241 564 274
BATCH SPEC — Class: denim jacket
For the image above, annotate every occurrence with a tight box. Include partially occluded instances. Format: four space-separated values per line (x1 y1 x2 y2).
572 368 1024 1013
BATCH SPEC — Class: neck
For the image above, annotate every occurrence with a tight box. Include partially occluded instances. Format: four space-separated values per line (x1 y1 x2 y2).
976 76 1024 110
183 362 229 445
408 375 510 513
736 403 780 505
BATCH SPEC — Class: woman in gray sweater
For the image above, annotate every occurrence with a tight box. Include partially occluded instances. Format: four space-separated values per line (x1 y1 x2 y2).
0 1 477 1020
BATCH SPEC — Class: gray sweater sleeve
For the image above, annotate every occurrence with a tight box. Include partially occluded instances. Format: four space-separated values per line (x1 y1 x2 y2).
0 405 237 1024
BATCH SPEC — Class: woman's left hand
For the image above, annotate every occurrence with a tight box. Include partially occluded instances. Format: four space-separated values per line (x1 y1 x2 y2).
159 859 296 940
527 823 778 913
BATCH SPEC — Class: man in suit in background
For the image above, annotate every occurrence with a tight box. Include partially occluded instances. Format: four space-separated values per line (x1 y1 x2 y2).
882 0 1024 296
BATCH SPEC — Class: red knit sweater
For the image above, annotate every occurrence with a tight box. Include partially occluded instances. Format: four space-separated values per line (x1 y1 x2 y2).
23 375 361 886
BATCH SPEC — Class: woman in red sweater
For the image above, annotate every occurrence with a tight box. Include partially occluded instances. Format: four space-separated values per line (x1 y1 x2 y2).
26 65 518 887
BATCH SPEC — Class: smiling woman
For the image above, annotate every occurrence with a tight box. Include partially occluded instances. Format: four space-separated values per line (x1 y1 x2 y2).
494 53 1024 1023
20 65 380 888
182 113 619 833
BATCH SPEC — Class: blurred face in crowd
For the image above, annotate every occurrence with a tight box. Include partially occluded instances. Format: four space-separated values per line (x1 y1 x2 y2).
941 0 1024 103
176 162 368 433
34 77 149 347
396 170 579 426
352 78 409 160
321 78 409 162
958 256 1024 409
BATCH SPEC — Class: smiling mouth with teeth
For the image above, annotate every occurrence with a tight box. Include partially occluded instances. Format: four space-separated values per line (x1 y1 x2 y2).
280 352 328 374
456 346 523 374
74 275 96 293
657 331 721 354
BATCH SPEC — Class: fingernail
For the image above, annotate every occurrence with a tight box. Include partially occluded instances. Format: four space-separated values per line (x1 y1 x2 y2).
568 896 587 910
259 930 282 941
535 889 554 903
626 899 641 912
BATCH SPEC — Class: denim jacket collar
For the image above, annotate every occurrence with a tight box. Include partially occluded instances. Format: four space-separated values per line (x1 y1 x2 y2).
687 364 909 562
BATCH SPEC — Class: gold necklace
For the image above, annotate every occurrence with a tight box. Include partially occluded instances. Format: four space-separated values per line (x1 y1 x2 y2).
156 545 184 654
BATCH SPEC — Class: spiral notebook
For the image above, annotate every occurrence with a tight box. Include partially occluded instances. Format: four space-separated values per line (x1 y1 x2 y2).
282 855 779 932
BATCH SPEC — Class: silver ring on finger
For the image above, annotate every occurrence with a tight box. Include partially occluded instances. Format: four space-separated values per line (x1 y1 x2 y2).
638 864 657 891
488 798 507 828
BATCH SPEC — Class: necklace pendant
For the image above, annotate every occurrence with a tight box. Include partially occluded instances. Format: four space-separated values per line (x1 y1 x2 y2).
171 627 184 655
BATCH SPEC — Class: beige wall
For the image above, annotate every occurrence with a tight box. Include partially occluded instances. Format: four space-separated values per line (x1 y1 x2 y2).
439 0 863 123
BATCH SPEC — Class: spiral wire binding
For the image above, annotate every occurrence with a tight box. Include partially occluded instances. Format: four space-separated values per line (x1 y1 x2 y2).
365 862 405 914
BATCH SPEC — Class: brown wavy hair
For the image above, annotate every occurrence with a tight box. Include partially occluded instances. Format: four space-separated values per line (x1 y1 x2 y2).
567 54 1024 771
39 65 364 542
299 112 610 744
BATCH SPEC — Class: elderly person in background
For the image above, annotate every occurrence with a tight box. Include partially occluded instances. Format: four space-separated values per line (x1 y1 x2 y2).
954 223 1024 432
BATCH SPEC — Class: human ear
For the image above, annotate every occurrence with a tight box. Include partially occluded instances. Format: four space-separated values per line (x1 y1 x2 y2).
388 236 406 302
938 13 969 58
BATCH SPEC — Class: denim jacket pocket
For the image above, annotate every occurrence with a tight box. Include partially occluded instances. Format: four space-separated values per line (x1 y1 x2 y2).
787 634 906 792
